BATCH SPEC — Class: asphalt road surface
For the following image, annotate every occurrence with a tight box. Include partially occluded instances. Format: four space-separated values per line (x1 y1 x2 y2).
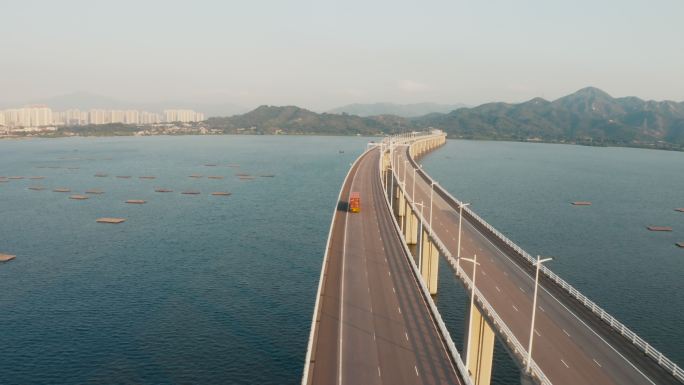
306 148 464 385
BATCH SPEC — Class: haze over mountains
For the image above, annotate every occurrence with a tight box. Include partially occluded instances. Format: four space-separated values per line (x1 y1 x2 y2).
0 92 248 117
328 102 468 117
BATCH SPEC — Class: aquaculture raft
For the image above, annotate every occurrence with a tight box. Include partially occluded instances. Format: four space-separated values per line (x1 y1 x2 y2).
211 192 232 196
125 200 146 204
96 218 126 224
69 195 89 200
647 226 673 232
571 201 592 206
53 188 71 192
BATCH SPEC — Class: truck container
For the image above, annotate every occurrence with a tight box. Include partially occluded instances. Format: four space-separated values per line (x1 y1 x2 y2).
349 192 361 213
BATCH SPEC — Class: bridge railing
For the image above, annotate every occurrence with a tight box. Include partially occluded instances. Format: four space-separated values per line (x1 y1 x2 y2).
402 137 684 382
378 138 475 385
386 133 553 385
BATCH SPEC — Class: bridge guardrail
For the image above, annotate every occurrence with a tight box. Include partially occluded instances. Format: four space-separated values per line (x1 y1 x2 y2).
388 134 553 385
402 137 684 382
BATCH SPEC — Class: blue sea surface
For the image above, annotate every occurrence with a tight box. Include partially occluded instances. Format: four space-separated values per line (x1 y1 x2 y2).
0 135 366 384
1 136 682 384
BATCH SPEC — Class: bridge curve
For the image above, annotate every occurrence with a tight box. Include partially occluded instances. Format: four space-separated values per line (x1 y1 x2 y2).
302 144 469 385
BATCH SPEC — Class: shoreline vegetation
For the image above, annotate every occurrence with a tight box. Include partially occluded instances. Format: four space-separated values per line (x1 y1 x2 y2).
2 87 683 152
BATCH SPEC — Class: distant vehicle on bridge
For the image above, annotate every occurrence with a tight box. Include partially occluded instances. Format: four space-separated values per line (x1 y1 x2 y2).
349 192 360 213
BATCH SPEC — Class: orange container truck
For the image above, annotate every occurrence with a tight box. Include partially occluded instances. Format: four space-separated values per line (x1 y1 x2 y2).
349 192 361 213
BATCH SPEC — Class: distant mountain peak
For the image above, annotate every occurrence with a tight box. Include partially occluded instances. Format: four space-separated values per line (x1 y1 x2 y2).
328 102 467 117
568 86 613 99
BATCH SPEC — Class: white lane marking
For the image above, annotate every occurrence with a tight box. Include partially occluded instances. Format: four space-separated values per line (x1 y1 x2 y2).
495 286 501 293
388 271 391 276
338 167 356 385
512 304 519 312
503 271 508 276
561 359 569 368
392 287 396 293
370 305 373 313
378 366 381 377
563 329 571 337
539 305 545 312
482 271 487 276
373 332 376 340
414 366 420 376
594 359 602 367
519 287 525 293
535 329 541 337
405 331 409 341
398 306 402 314
454 215 658 385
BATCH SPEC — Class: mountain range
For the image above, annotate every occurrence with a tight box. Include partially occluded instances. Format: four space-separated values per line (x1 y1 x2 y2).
206 87 684 150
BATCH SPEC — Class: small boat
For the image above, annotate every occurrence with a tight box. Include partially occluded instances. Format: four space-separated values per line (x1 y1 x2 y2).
0 253 16 262
676 242 684 248
96 217 126 224
181 191 201 195
239 176 256 180
189 174 203 178
28 186 45 191
675 208 684 213
571 201 592 206
211 192 232 196
8 176 25 180
647 226 672 232
260 174 275 178
125 199 146 204
29 176 45 180
155 188 173 193
53 188 71 193
69 195 89 200
85 189 104 194
205 164 217 167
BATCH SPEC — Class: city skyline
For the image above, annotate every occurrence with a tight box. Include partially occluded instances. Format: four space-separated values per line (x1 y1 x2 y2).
1 0 683 111
0 105 204 128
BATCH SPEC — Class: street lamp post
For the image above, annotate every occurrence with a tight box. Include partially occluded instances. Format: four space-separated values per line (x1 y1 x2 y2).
526 255 553 373
389 143 394 205
457 202 471 266
412 167 417 201
461 254 480 370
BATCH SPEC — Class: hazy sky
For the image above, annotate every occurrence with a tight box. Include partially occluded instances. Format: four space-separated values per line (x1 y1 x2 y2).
2 0 683 110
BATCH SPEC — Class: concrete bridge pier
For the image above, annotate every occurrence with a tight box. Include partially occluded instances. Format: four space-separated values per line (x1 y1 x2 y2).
465 304 496 385
397 187 406 229
419 228 440 295
405 207 418 245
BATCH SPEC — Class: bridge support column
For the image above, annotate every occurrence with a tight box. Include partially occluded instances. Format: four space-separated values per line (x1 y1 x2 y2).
397 188 405 222
419 229 439 295
405 209 418 245
465 304 496 385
